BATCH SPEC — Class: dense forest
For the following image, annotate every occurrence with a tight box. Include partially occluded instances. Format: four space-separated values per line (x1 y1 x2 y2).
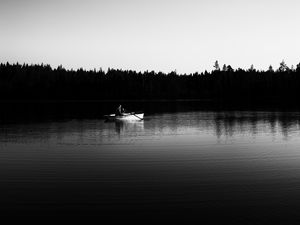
1 61 300 103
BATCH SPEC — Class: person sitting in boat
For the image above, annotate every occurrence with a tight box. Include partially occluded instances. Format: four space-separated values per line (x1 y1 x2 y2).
115 105 125 116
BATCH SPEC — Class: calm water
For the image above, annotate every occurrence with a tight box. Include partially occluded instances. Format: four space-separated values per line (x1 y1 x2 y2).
1 109 300 223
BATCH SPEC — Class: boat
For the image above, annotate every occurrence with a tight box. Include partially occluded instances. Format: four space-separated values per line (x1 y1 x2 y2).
104 112 144 121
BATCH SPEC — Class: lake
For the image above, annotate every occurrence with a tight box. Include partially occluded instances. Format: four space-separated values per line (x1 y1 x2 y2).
1 104 300 223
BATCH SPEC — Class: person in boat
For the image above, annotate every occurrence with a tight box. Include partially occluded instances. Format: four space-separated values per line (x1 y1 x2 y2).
115 105 125 116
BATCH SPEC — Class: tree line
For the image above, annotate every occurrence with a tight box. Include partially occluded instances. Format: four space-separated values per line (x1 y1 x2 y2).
1 61 300 102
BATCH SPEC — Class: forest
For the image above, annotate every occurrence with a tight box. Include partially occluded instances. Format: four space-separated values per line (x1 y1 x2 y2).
1 61 300 103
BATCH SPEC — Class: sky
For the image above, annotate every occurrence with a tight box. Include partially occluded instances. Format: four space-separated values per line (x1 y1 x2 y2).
1 0 300 73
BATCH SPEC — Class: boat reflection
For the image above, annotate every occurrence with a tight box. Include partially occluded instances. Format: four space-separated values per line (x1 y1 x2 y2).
115 120 145 135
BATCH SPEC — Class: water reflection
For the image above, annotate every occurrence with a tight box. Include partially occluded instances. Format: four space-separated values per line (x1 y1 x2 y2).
1 111 300 143
212 111 300 140
114 120 144 135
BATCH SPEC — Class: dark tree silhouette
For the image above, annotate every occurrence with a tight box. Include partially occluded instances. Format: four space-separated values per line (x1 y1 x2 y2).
213 60 220 71
278 60 289 72
222 64 227 72
268 65 274 72
296 63 300 73
249 64 255 72
1 61 300 103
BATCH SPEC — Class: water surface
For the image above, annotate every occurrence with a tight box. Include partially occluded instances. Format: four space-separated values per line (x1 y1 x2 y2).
1 110 300 223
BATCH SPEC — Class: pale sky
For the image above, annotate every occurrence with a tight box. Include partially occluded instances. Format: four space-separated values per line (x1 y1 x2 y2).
1 0 300 73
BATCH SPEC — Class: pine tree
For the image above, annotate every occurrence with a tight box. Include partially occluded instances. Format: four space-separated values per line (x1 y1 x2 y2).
213 60 220 71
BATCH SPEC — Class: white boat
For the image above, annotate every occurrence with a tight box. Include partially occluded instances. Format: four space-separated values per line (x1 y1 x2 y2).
104 113 144 121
